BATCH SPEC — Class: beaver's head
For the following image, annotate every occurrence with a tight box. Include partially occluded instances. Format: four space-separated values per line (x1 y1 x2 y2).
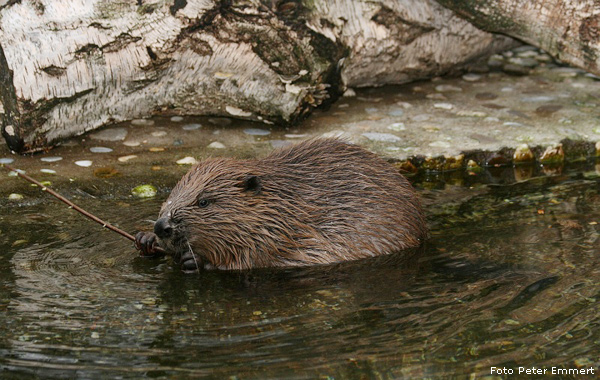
153 158 273 269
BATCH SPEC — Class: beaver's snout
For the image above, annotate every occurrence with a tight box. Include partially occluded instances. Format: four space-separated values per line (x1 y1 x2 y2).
154 217 173 239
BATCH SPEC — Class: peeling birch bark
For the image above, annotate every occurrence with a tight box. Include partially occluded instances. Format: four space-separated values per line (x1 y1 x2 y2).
436 0 600 76
0 0 514 153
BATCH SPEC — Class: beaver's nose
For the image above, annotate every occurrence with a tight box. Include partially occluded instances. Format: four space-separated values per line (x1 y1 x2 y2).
154 217 173 238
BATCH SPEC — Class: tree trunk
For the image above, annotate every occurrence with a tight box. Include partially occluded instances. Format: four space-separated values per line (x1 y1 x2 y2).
436 0 600 76
0 0 514 153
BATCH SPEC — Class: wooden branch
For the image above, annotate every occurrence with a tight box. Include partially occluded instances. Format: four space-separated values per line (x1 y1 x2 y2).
436 0 600 75
0 0 514 153
2 163 165 255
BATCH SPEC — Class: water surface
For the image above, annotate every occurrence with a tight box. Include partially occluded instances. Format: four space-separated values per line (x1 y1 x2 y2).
1 165 599 379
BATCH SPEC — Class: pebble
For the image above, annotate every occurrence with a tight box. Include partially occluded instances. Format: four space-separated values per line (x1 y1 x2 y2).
75 160 93 167
131 185 157 198
40 156 63 162
8 169 25 177
365 107 379 113
208 141 226 149
518 51 539 59
244 128 271 136
90 128 128 141
90 147 113 153
0 158 15 164
150 131 166 137
361 132 401 143
338 103 349 108
176 157 198 165
149 147 165 152
123 141 141 147
514 144 534 162
508 57 538 68
396 101 413 109
40 169 56 174
182 123 202 131
462 73 482 82
535 54 552 62
8 193 24 201
503 122 524 127
484 117 500 122
435 84 462 92
540 144 565 163
433 103 454 110
513 45 537 53
343 88 356 97
131 119 155 126
118 155 137 162
170 116 184 122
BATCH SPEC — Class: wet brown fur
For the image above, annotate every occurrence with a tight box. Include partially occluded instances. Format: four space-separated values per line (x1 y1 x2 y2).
158 138 427 270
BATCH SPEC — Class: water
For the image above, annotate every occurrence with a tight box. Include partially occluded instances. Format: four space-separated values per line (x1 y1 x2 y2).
1 164 600 379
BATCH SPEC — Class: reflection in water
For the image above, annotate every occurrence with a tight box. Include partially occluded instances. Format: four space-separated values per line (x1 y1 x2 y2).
1 169 600 378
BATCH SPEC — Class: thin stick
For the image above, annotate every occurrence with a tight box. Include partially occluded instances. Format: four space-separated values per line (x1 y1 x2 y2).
2 163 165 254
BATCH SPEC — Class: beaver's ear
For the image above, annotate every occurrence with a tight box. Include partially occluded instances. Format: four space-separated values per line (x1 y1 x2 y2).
240 175 262 194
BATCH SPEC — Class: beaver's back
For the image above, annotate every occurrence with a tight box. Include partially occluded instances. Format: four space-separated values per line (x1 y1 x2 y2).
256 139 427 264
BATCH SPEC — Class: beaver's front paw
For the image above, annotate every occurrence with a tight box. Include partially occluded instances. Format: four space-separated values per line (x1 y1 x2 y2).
135 231 163 258
179 251 201 273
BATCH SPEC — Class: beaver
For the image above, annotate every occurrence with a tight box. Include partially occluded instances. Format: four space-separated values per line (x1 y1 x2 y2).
135 138 427 271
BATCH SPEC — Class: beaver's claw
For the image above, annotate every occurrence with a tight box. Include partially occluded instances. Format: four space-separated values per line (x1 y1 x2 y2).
135 231 163 258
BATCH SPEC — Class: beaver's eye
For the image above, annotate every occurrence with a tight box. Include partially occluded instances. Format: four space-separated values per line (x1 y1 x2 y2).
197 199 210 208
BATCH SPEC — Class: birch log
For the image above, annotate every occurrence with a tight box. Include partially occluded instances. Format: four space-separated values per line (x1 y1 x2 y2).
0 0 514 153
436 0 600 76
